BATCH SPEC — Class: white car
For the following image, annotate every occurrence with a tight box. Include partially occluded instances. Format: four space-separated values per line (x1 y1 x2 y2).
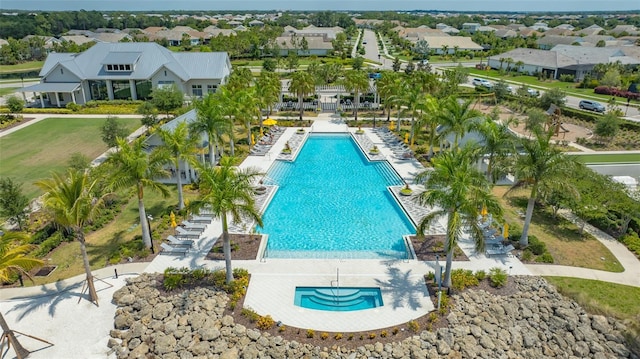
527 88 539 96
472 78 492 88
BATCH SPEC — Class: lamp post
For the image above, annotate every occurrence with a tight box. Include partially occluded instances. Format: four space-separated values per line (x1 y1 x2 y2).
147 215 155 254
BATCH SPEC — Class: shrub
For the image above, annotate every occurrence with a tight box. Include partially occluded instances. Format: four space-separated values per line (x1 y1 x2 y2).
256 315 275 330
368 333 376 339
474 270 486 281
559 74 575 83
407 320 420 333
348 334 354 340
392 327 399 335
65 102 81 112
6 96 24 113
527 235 546 255
334 333 343 340
320 332 329 340
306 329 315 338
34 231 66 257
278 325 286 333
425 271 435 281
451 269 479 290
489 267 508 288
380 330 388 338
521 249 534 261
622 233 640 256
241 308 260 322
163 271 186 291
536 252 555 263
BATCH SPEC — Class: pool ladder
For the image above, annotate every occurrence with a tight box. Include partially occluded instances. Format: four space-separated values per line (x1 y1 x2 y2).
330 268 340 305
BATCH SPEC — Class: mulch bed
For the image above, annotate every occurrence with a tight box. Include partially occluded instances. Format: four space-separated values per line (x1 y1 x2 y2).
205 234 262 260
0 117 36 132
410 235 470 261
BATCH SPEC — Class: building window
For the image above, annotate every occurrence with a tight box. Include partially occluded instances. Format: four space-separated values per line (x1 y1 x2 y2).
206 85 217 94
107 64 113 71
57 93 64 101
164 70 167 76
125 64 131 71
192 84 203 97
111 80 132 100
89 80 108 100
135 80 153 100
60 68 64 74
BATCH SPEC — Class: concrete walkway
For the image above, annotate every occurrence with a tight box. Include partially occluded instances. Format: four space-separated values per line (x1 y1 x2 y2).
0 113 638 358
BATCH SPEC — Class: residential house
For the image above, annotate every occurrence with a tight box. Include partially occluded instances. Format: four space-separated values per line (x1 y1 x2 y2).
22 35 61 51
20 42 231 107
494 29 518 39
518 28 541 38
249 20 264 27
275 35 334 56
609 25 639 36
574 24 604 36
93 32 132 43
461 23 481 34
203 26 237 37
419 36 483 54
60 35 97 46
283 25 344 41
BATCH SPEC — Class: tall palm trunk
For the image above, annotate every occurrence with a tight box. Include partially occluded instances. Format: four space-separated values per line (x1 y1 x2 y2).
137 187 152 248
222 213 233 284
0 312 30 358
78 232 98 306
521 185 538 247
246 120 251 146
354 90 360 121
298 94 304 120
443 234 454 288
208 135 216 166
176 159 184 210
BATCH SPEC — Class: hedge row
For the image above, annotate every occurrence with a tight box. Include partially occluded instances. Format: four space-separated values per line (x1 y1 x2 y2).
594 86 640 100
560 106 640 132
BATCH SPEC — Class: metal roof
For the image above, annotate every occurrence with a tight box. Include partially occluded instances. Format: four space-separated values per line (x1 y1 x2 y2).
20 82 81 92
101 51 141 64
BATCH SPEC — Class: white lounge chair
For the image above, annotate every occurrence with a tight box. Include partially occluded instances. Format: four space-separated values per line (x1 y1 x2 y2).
486 244 515 257
190 215 213 224
160 243 188 256
167 235 194 248
181 220 207 231
175 226 201 239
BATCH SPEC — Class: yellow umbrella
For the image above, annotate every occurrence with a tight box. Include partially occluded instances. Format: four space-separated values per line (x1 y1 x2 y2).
263 118 278 126
481 206 488 217
389 121 396 131
170 211 177 229
404 133 409 144
503 223 509 238
251 133 255 145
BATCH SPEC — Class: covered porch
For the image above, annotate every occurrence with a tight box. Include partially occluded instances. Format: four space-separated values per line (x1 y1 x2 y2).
19 82 84 108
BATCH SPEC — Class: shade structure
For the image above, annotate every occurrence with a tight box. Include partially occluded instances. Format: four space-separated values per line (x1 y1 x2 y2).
503 223 509 238
263 118 278 126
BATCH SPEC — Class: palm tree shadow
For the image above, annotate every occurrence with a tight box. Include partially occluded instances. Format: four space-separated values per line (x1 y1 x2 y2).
6 281 84 320
374 267 428 310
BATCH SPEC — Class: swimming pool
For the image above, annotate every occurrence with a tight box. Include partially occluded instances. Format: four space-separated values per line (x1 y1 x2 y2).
294 287 383 312
260 134 415 259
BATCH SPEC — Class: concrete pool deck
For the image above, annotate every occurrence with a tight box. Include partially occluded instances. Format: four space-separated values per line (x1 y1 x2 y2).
0 114 534 357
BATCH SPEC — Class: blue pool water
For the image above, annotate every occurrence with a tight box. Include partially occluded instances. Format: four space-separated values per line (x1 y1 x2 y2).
294 287 383 311
260 134 415 259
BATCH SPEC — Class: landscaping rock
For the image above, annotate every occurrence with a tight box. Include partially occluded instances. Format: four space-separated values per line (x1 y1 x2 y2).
110 273 635 359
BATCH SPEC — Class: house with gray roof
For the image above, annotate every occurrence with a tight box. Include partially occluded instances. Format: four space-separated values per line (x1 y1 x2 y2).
19 42 231 108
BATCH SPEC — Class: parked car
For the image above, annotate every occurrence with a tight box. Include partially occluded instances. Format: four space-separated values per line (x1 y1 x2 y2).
579 100 605 113
527 88 539 97
368 72 382 79
472 78 492 88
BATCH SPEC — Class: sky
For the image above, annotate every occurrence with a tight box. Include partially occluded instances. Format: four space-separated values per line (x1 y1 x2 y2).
0 0 637 12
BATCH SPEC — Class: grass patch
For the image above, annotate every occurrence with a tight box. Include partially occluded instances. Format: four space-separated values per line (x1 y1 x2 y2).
495 186 624 272
0 61 44 74
0 87 18 97
0 117 140 199
570 153 640 164
545 277 640 320
30 188 186 285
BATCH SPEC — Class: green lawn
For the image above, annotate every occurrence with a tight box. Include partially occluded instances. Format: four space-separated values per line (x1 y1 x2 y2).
0 61 44 74
570 153 640 164
0 87 18 97
545 277 640 321
0 117 140 199
467 68 627 104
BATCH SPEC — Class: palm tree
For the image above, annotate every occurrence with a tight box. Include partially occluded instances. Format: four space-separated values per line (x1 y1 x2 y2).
0 231 43 284
192 93 232 166
256 71 281 119
475 116 517 183
35 170 105 305
107 137 170 249
375 71 399 121
191 157 263 284
342 70 370 121
436 97 484 150
289 71 316 120
157 121 199 210
420 95 440 158
401 83 424 145
508 128 578 246
415 145 502 288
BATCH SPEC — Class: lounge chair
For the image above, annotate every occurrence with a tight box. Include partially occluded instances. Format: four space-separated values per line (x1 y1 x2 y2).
181 220 207 231
190 215 213 224
175 226 201 239
486 244 515 257
167 235 194 248
160 243 188 256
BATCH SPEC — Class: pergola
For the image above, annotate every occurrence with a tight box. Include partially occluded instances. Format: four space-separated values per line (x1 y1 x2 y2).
19 82 84 108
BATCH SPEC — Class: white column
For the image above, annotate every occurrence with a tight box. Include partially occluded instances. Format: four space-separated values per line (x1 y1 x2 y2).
106 80 114 100
55 92 61 107
71 91 77 104
129 80 137 100
39 93 44 108
81 85 87 104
